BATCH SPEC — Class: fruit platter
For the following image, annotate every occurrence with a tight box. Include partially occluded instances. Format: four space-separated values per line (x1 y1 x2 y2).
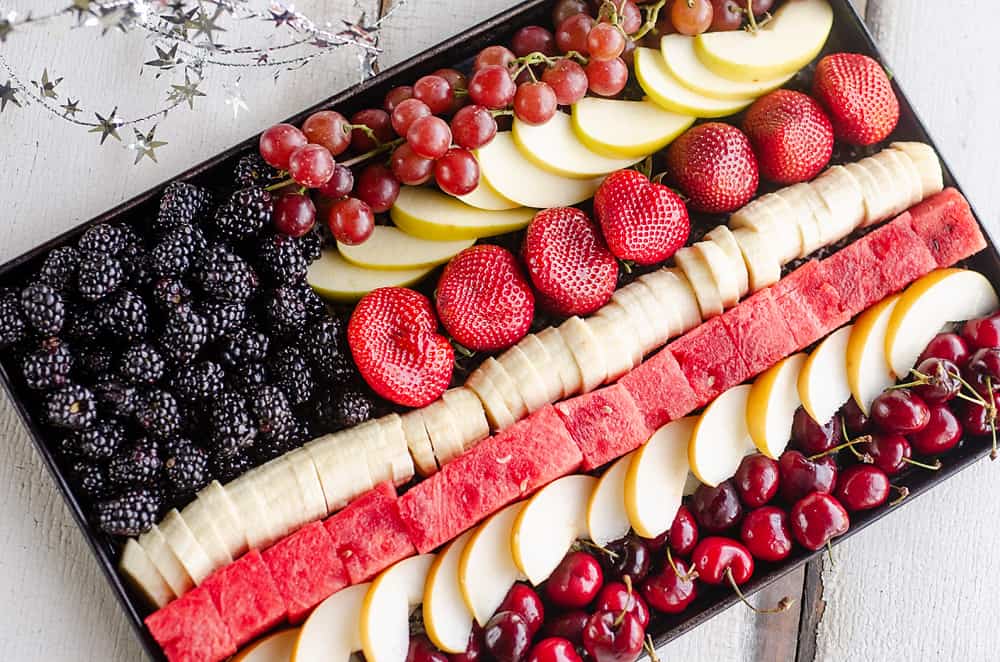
2 0 999 660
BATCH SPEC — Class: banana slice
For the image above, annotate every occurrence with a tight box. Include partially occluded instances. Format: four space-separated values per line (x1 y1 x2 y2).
632 273 682 343
775 183 824 258
305 430 376 511
120 538 174 609
693 239 741 309
611 284 657 353
422 399 465 466
873 149 922 209
705 225 750 298
857 154 907 219
844 160 892 227
497 344 551 413
227 468 281 550
482 357 530 421
401 409 439 476
159 509 215 585
374 414 417 483
138 524 192 597
730 194 801 264
732 228 782 291
592 302 644 367
256 458 308 540
675 245 724 318
630 278 677 348
536 327 585 398
181 497 233 571
559 316 608 392
638 268 702 334
195 480 247 559
890 142 943 197
585 314 637 382
441 388 490 455
465 365 518 432
284 448 329 523
336 419 403 490
515 334 565 404
810 165 865 243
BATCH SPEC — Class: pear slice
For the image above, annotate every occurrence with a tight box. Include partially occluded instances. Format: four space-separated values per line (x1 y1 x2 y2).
660 33 792 100
675 245 724 318
458 503 526 627
338 226 474 271
424 531 475 654
294 582 369 662
746 353 807 459
730 193 801 264
307 250 434 303
798 325 854 425
512 111 642 178
890 142 943 198
390 186 536 241
537 327 585 398
635 47 755 118
689 384 757 487
120 538 174 609
810 165 866 244
586 453 634 547
477 132 604 208
705 225 750 298
638 268 702 334
559 316 608 392
511 474 598 585
732 228 783 291
886 269 1000 378
234 629 298 662
846 296 900 415
572 97 694 158
457 178 521 211
694 0 834 82
361 554 437 662
624 418 695 539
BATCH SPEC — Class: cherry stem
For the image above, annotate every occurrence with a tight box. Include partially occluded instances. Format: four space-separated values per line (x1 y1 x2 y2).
745 0 759 32
631 0 667 41
825 540 835 567
839 417 868 460
578 539 618 560
901 456 942 471
725 567 794 615
666 546 698 581
889 485 910 506
644 636 662 662
808 436 872 463
989 377 998 461
339 137 405 168
624 574 633 597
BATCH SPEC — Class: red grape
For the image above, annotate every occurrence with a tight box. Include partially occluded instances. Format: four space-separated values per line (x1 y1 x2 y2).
586 57 628 96
433 68 468 93
451 105 498 149
552 0 589 26
587 22 626 61
434 147 480 196
751 0 775 14
383 85 414 113
413 75 455 115
475 45 516 71
317 164 354 199
391 143 435 185
349 108 395 153
512 25 557 56
617 1 642 34
514 81 558 125
620 38 637 66
407 115 452 160
302 110 350 156
355 164 400 213
655 11 678 36
542 59 589 105
288 144 335 188
710 0 745 31
328 197 374 246
273 193 316 237
468 65 517 109
556 13 595 55
672 0 714 35
391 98 432 136
259 123 308 170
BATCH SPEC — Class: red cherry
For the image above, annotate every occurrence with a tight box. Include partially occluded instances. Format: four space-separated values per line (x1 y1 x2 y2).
790 492 850 551
327 197 374 245
870 389 930 434
601 536 651 583
640 559 697 614
908 404 962 455
499 584 545 637
259 123 308 169
919 332 971 367
834 464 890 512
272 193 315 238
962 314 1000 350
581 610 645 662
690 480 743 533
734 454 780 508
449 625 484 662
350 108 395 153
545 551 604 609
318 164 355 199
840 398 870 437
408 635 449 662
959 396 998 438
691 537 754 585
540 611 589 646
861 432 912 476
791 407 843 455
483 611 532 662
354 164 400 213
302 110 351 156
288 143 335 188
969 347 1000 383
527 638 582 662
739 506 793 562
593 581 650 628
668 504 699 556
913 357 962 404
777 451 837 503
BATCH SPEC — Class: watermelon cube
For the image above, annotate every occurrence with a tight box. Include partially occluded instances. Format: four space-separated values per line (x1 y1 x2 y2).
720 288 797 379
398 405 582 553
324 481 416 583
769 261 825 349
907 188 986 267
556 383 653 470
772 260 849 339
668 316 751 407
199 549 286 647
820 239 883 316
262 521 348 624
145 586 236 662
619 348 699 430
859 213 937 296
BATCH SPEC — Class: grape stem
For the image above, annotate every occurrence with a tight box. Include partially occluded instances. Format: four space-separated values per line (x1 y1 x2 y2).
339 137 405 168
632 0 668 41
264 178 296 192
510 50 588 79
344 122 377 143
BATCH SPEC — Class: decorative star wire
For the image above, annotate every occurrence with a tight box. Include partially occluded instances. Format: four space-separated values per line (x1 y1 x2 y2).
187 5 226 45
0 79 21 112
88 107 122 144
66 0 95 26
168 72 205 109
338 13 378 48
145 43 182 73
127 125 167 164
0 15 12 43
161 6 197 39
31 69 63 100
96 6 131 35
267 5 298 29
60 97 81 118
222 78 248 120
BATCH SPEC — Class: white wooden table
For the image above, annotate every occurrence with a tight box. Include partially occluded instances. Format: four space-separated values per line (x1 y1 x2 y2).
1 1 998 660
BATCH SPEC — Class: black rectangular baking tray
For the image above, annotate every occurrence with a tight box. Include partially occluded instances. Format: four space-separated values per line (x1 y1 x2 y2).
0 1 995 660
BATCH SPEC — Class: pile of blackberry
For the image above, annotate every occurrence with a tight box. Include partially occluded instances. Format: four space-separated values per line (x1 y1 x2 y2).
0 155 378 538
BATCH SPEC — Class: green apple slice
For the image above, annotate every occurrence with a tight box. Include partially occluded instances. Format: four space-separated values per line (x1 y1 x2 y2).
512 111 642 179
306 249 434 303
338 226 474 271
457 177 522 211
572 98 694 159
634 47 755 118
390 186 536 241
694 0 834 82
477 132 604 208
661 34 792 100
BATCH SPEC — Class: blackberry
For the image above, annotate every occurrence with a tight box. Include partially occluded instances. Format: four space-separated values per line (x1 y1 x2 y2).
264 286 308 337
319 353 359 387
118 342 166 385
72 461 113 501
120 242 153 289
163 444 210 497
79 224 127 256
234 153 280 188
135 389 183 438
199 301 247 341
37 247 80 291
211 450 253 483
228 362 268 395
0 288 28 348
218 329 269 368
95 487 162 536
298 282 329 321
213 187 273 242
332 388 375 428
269 346 314 406
155 182 213 235
22 338 74 390
59 436 83 460
65 307 102 345
209 391 257 456
172 361 226 404
20 283 66 336
152 278 192 312
298 230 323 263
253 421 305 462
195 246 259 303
93 380 139 419
45 385 98 430
108 440 163 487
299 317 344 370
71 420 126 460
249 385 296 437
309 390 341 434
151 225 207 278
95 290 149 342
158 306 208 365
77 252 124 301
77 346 116 380
159 436 195 459
257 232 308 283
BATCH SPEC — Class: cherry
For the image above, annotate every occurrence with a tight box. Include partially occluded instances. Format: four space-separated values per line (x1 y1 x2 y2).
790 492 850 551
791 407 842 455
861 432 912 476
909 404 962 455
512 26 557 57
870 389 930 434
840 398 870 437
969 347 1000 383
409 635 449 662
594 581 650 628
318 163 355 199
959 395 997 437
545 551 604 609
483 611 532 662
912 357 962 404
582 610 645 662
739 506 793 562
540 610 589 646
302 110 351 156
327 197 374 245
777 451 837 503
354 164 400 213
734 454 780 508
499 584 545 637
668 504 699 555
834 464 890 512
641 559 697 614
350 108 395 153
449 624 484 662
690 480 743 533
601 536 651 583
527 638 582 662
259 123 308 170
272 193 315 238
919 332 971 367
691 537 754 585
962 314 1000 350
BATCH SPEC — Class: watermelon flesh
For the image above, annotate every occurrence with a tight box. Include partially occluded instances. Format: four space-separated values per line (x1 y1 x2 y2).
324 482 416 584
262 521 348 624
907 188 986 267
398 405 582 553
145 586 236 662
769 261 827 349
555 383 653 471
720 288 797 379
668 316 751 407
861 212 938 296
199 549 286 647
618 348 699 430
820 239 882 317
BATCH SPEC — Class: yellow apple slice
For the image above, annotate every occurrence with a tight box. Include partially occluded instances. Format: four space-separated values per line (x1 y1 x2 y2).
424 531 475 654
694 0 834 82
660 33 792 100
361 554 437 662
120 538 174 609
635 47 755 118
675 245 725 318
890 142 943 198
587 453 634 547
511 475 598 585
512 111 642 178
689 384 757 487
338 226 474 271
294 583 369 662
572 97 694 158
810 165 865 244
730 193 801 264
390 186 536 241
560 316 608 392
537 326 585 398
746 353 807 459
306 250 434 303
886 269 1000 378
457 177 521 211
458 503 526 627
798 325 854 424
234 628 299 662
845 296 899 415
477 132 604 208
624 418 695 539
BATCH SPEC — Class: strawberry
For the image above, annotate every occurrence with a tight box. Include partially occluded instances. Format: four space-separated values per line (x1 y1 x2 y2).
523 207 618 317
742 89 834 184
435 245 535 352
348 287 453 407
593 169 690 265
665 122 759 214
812 52 899 146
